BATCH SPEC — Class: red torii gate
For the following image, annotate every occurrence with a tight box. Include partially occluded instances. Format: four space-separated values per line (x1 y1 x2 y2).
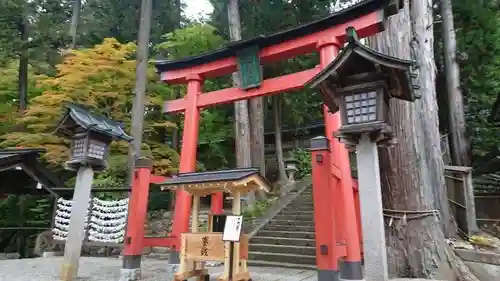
121 0 403 280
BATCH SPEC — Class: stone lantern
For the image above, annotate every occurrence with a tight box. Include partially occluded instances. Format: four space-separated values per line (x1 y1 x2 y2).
54 103 132 281
283 158 299 182
307 27 418 281
308 27 418 147
54 104 132 171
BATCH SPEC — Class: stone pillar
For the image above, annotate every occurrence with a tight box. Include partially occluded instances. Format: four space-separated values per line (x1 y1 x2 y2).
355 134 388 281
59 166 94 281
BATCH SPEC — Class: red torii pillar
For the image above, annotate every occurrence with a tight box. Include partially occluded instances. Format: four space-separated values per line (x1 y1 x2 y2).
318 39 363 279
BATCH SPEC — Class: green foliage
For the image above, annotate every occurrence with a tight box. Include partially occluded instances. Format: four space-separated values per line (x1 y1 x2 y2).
156 24 226 59
0 0 73 68
288 148 312 179
80 0 184 46
454 0 500 158
0 38 178 183
0 62 46 134
242 199 273 221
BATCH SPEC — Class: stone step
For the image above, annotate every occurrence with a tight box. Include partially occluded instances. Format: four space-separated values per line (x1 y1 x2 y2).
262 224 315 232
247 260 316 270
291 198 313 202
268 219 314 226
279 210 314 215
249 243 316 256
257 230 315 239
251 236 315 247
282 206 314 212
273 214 313 221
288 201 314 207
249 251 316 265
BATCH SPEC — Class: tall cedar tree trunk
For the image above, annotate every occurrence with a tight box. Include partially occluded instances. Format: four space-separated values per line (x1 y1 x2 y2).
367 1 454 277
16 5 29 258
273 95 287 182
168 0 182 212
250 100 266 199
18 11 28 113
228 0 254 203
170 0 182 154
411 0 456 238
440 0 470 166
127 0 153 184
69 0 81 49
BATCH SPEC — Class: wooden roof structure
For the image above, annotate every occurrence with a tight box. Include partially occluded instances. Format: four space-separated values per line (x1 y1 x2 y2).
160 168 271 197
54 103 132 141
0 148 63 196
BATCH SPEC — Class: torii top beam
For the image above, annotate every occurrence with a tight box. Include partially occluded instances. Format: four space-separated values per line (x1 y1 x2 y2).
155 0 404 113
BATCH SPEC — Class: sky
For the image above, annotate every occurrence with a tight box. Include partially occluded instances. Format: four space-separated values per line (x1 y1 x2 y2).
184 0 214 20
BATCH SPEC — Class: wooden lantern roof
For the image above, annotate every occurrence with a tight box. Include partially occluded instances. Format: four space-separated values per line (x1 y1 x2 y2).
307 27 417 112
160 168 271 197
54 103 132 141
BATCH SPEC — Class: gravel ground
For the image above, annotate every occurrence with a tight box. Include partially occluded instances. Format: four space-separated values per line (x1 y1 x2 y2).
0 257 317 281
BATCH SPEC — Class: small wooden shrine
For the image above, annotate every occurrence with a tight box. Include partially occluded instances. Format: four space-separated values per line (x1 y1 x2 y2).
161 168 271 281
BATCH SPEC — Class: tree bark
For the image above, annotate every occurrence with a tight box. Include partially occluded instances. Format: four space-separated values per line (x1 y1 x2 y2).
171 0 182 152
366 1 454 278
411 0 456 238
228 0 254 204
273 95 287 182
250 99 265 176
69 0 81 49
250 98 266 200
18 8 28 113
440 0 470 166
127 0 153 185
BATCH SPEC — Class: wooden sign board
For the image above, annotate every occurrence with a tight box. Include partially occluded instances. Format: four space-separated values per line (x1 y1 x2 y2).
182 232 249 261
223 215 243 242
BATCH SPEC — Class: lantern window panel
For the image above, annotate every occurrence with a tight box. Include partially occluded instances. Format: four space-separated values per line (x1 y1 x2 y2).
88 139 107 160
344 91 378 124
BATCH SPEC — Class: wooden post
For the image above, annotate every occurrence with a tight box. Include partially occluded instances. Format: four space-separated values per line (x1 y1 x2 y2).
232 191 241 277
464 170 479 234
59 166 94 281
127 0 153 185
191 195 200 271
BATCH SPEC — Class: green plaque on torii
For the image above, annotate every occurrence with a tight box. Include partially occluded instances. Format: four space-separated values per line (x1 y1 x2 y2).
237 46 262 90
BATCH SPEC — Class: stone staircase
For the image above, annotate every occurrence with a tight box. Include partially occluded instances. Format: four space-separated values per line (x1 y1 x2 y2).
248 185 316 269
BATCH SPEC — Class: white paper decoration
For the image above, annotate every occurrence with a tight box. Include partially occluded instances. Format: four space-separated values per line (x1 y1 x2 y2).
52 197 129 244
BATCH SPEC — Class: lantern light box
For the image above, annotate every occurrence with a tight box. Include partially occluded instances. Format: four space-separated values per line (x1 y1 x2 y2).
54 104 132 171
307 27 419 144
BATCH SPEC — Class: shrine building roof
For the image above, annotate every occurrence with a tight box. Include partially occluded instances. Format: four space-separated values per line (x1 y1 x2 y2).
160 168 272 196
155 0 403 73
0 148 64 196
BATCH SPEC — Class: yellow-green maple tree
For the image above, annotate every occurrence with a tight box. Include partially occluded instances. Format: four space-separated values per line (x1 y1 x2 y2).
0 38 178 178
